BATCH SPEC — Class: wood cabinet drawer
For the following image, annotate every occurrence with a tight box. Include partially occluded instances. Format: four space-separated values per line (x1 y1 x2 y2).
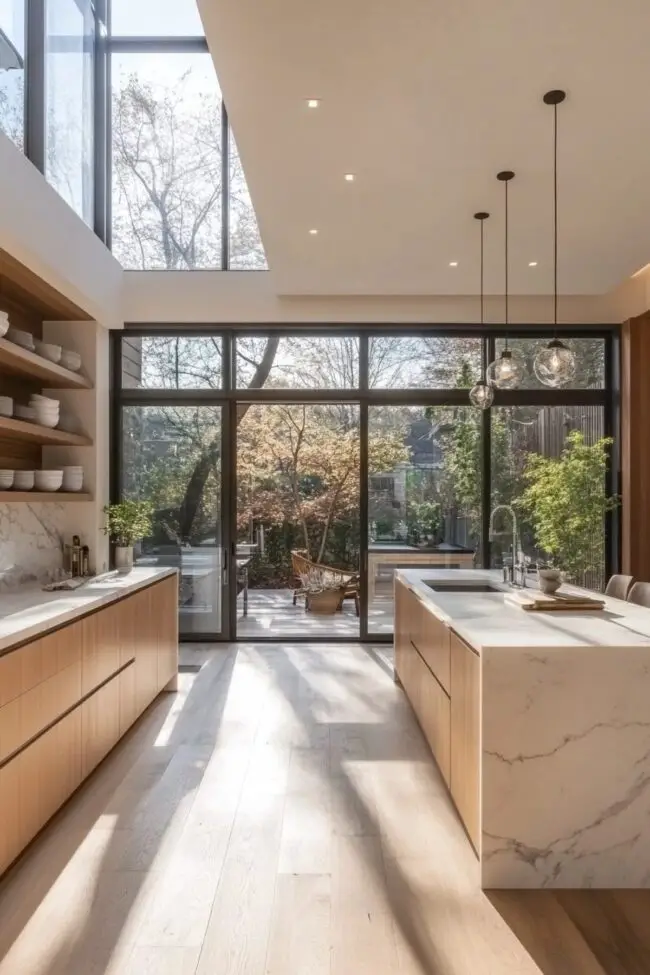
411 597 450 693
413 653 451 786
81 675 121 779
450 631 481 852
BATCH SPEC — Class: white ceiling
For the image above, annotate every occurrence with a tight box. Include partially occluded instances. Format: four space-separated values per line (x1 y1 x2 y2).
199 0 650 298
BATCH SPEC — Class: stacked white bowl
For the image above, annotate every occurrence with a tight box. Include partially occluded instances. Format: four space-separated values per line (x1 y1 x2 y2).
13 470 34 491
0 396 13 417
34 470 63 492
0 470 14 490
7 327 35 351
29 394 60 428
0 311 8 338
62 466 84 492
60 349 82 372
34 341 62 364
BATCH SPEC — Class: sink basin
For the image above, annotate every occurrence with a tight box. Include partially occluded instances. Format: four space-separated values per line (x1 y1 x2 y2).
424 582 501 594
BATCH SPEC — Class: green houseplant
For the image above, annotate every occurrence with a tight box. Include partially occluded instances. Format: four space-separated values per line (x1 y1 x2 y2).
103 500 153 574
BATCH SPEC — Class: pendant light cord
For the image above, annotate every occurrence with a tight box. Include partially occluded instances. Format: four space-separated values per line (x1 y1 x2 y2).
504 177 509 349
553 100 558 336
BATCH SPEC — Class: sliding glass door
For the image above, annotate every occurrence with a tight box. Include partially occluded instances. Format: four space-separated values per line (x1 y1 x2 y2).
112 327 617 642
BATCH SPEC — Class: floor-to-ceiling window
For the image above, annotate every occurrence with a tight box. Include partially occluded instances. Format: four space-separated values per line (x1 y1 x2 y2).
106 0 266 268
0 0 25 149
112 327 618 642
46 0 95 224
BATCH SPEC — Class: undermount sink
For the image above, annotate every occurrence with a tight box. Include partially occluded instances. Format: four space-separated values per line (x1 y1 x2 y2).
424 582 502 594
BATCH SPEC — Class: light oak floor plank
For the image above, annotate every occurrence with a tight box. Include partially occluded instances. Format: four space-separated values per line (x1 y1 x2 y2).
0 642 650 975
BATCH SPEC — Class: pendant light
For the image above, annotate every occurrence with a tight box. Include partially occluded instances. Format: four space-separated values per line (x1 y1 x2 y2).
486 171 524 389
534 89 576 387
469 211 494 409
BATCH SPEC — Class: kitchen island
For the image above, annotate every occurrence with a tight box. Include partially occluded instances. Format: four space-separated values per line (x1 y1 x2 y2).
395 568 650 889
0 568 179 878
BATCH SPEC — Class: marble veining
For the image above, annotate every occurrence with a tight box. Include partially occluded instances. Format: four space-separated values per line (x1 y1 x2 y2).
0 503 64 590
481 645 650 888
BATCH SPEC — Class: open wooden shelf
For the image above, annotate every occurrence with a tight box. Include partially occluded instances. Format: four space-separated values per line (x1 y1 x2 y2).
0 338 92 389
0 415 92 447
0 492 92 502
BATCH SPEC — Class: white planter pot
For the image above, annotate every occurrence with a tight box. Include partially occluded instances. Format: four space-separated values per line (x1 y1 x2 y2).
115 546 134 574
538 567 562 594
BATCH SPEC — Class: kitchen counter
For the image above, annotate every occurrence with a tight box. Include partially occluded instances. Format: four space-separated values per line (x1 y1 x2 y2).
394 568 650 889
0 567 177 655
398 567 650 650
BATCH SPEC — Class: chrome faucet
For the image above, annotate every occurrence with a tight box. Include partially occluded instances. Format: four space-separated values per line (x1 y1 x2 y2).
489 504 520 585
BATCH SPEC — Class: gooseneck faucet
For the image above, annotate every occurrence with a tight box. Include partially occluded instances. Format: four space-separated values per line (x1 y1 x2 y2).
488 504 520 585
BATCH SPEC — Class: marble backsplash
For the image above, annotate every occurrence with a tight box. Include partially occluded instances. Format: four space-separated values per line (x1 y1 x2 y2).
0 503 65 590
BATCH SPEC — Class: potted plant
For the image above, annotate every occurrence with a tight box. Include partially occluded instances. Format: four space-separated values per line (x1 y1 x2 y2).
103 500 153 574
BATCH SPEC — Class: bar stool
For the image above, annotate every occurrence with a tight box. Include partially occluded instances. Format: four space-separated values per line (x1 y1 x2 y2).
627 581 650 608
604 574 635 601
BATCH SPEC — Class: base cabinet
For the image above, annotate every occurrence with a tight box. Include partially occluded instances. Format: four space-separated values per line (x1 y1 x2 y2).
0 573 179 879
450 632 481 852
395 577 480 853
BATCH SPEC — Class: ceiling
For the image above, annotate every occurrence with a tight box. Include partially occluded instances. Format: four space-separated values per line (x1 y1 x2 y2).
199 0 650 297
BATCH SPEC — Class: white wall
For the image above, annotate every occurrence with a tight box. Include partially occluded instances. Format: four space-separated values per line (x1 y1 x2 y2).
121 270 620 325
0 132 123 327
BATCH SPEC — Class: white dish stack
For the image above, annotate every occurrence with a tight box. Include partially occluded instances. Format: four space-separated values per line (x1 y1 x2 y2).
29 394 60 428
62 466 84 492
13 471 35 491
0 470 14 490
34 341 62 364
0 311 8 338
7 327 35 351
0 396 13 417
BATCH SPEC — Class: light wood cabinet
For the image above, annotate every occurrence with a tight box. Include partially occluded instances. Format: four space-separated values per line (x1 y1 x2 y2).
414 602 451 694
414 652 451 786
0 572 178 879
450 631 481 852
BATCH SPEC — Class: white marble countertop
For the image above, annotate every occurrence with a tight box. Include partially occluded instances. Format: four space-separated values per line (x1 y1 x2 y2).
0 567 178 655
396 568 650 652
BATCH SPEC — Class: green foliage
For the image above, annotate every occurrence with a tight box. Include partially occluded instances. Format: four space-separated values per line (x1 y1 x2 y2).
103 500 154 546
518 432 618 580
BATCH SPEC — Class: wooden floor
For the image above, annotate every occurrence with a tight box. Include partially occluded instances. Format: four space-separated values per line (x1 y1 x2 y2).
1 643 649 975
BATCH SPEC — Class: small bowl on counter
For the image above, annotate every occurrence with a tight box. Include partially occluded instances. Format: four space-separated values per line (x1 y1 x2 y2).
34 470 64 492
34 341 62 364
13 470 34 491
0 470 14 490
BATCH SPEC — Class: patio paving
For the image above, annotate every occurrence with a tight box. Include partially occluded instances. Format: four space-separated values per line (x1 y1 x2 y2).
237 588 394 638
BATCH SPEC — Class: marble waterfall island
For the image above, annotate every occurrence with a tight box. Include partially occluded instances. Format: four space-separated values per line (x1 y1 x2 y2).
394 568 650 889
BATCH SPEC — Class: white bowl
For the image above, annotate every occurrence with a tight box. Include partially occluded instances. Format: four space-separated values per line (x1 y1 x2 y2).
14 406 36 421
13 471 34 490
60 350 82 372
30 394 60 405
0 312 8 338
7 328 35 350
31 406 60 416
34 471 63 491
0 470 14 489
0 395 13 416
34 341 62 364
34 415 59 429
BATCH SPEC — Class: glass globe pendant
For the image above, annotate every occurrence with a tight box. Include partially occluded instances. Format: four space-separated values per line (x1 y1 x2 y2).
469 380 494 409
486 347 525 389
534 90 577 387
469 211 495 410
534 338 576 387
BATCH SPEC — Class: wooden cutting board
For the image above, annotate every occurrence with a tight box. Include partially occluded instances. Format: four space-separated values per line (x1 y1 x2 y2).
504 590 605 612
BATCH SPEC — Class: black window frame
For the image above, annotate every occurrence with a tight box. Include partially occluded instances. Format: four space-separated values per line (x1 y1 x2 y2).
111 324 619 643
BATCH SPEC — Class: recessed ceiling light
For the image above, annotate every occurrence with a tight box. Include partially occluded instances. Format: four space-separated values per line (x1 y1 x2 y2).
528 261 538 267
449 261 458 267
307 99 320 108
309 228 318 235
344 173 355 182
